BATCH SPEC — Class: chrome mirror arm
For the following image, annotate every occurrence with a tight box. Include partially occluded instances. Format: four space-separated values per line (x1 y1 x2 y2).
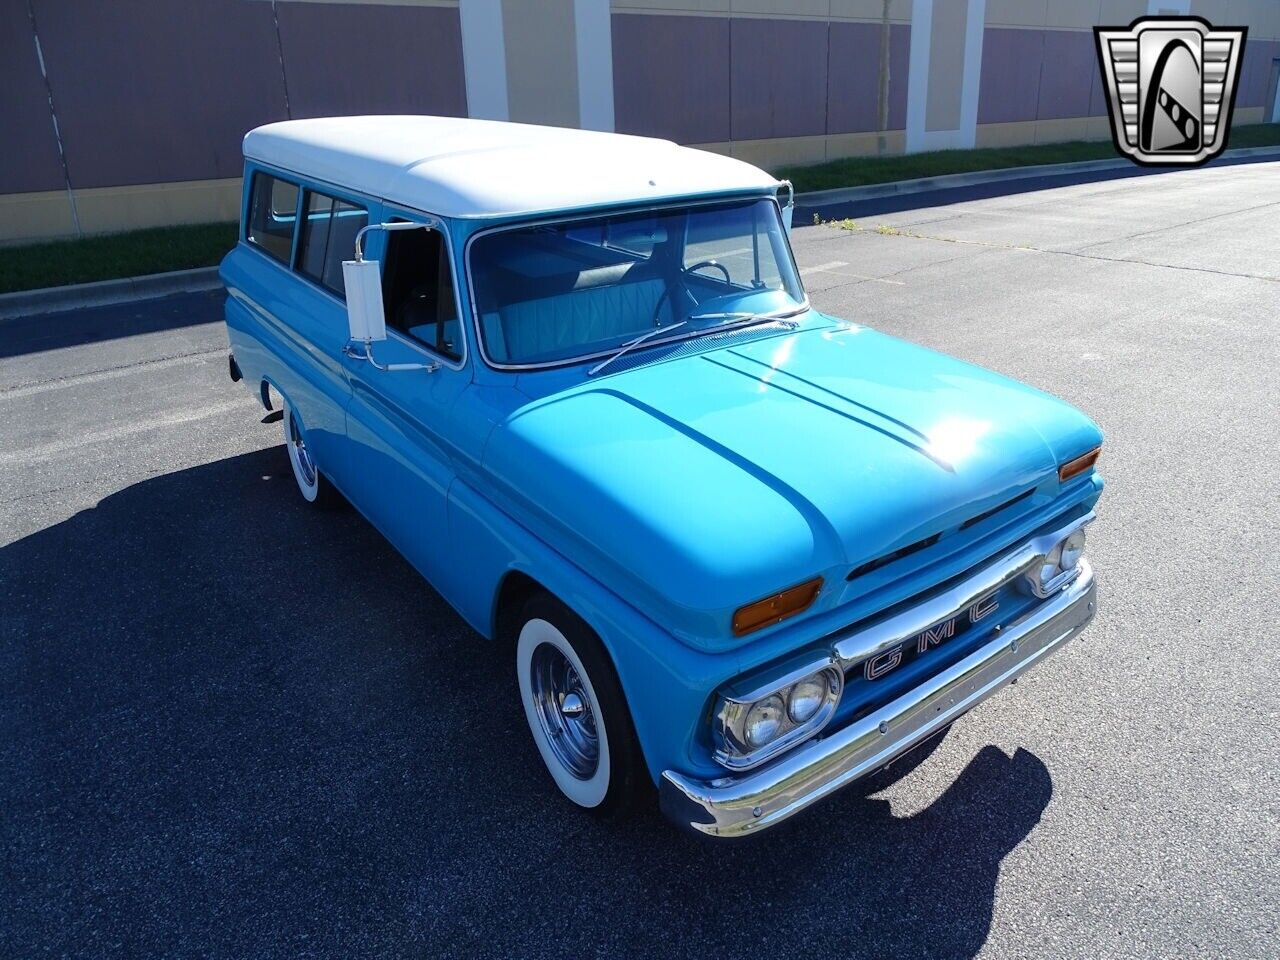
353 220 428 262
343 338 440 373
777 179 795 233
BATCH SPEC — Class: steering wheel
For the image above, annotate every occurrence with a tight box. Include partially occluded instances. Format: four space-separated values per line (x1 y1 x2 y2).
651 260 733 324
683 259 731 284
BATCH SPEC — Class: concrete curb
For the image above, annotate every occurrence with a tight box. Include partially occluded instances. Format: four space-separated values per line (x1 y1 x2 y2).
794 144 1280 211
0 266 222 321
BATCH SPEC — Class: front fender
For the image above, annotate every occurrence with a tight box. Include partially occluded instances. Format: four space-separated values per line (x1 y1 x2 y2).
444 478 734 784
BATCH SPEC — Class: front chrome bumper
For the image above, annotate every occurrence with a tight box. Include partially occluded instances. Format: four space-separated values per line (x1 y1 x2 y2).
660 559 1097 837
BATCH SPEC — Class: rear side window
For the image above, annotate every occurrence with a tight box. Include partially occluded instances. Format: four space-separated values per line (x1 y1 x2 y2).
246 172 298 263
297 190 368 298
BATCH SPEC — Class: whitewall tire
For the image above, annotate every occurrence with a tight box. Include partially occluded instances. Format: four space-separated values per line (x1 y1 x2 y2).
281 401 343 508
518 617 612 807
514 593 647 817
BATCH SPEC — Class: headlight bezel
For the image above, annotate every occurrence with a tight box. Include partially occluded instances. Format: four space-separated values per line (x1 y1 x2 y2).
713 658 844 771
1024 525 1088 598
1059 528 1086 570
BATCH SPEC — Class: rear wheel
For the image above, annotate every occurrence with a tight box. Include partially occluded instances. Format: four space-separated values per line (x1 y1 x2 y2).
515 593 647 817
282 402 344 508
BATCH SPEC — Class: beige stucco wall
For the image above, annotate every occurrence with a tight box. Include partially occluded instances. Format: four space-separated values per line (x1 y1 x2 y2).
502 0 582 127
985 1 1146 30
0 179 241 245
926 0 970 132
610 0 913 21
693 130 908 167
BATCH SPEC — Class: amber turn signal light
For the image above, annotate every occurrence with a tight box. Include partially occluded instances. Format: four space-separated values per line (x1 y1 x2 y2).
732 577 823 637
1059 446 1101 483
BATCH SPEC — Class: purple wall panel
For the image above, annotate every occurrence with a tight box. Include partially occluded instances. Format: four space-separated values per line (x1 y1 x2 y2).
1236 38 1280 108
277 3 466 120
32 0 288 189
827 22 910 133
730 18 828 140
612 14 731 144
1088 55 1110 118
1035 29 1095 120
978 28 1044 124
0 0 65 193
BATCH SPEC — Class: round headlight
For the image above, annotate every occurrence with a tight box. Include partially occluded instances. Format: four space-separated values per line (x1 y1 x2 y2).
744 695 786 748
1035 544 1063 590
788 675 828 724
1060 529 1086 570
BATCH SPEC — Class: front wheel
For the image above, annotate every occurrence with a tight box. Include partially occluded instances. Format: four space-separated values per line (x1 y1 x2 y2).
515 594 647 817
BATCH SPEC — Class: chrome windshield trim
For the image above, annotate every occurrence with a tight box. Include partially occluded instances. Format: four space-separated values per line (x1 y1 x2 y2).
832 512 1095 671
461 193 810 373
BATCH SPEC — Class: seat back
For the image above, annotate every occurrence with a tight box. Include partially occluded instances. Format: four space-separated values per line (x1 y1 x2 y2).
496 277 674 362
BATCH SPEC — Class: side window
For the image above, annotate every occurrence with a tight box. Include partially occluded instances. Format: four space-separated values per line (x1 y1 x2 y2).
296 189 368 298
246 172 298 263
381 226 462 361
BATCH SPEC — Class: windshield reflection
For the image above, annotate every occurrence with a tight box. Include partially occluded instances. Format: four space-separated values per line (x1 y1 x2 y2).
469 199 806 368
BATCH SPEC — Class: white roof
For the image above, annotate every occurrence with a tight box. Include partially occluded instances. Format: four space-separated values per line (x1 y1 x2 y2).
242 116 779 220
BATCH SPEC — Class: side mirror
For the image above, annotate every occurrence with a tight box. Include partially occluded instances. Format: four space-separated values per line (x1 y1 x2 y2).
340 221 439 373
778 180 794 234
342 258 387 343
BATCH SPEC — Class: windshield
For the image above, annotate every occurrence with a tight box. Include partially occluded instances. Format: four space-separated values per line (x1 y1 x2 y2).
469 198 805 367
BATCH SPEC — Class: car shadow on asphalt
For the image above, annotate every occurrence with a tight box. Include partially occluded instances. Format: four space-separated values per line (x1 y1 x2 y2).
0 288 224 358
1 446 1052 959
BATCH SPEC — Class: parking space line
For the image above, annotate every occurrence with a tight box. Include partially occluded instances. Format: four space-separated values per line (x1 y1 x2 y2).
0 398 246 464
801 261 906 285
0 349 225 400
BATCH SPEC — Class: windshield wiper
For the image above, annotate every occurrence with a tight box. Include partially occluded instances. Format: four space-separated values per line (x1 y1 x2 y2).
688 310 801 332
687 311 756 322
588 321 688 376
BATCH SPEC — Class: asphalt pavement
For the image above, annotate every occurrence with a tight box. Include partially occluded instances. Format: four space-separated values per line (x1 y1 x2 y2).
2 160 1277 959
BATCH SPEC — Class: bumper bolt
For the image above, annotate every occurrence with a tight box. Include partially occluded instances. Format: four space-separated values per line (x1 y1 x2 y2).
878 721 889 734
752 806 762 818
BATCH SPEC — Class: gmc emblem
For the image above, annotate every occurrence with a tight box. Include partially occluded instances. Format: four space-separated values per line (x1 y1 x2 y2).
863 592 1000 681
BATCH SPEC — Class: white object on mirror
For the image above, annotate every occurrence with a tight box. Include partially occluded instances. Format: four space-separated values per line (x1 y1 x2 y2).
341 222 440 373
343 259 387 343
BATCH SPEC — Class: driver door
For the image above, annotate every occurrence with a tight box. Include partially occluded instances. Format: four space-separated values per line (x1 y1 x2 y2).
340 210 471 588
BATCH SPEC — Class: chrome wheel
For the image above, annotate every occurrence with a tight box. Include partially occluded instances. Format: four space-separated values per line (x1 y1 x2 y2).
529 641 600 780
288 411 317 487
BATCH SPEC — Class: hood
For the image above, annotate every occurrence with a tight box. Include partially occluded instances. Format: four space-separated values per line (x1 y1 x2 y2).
482 320 1102 644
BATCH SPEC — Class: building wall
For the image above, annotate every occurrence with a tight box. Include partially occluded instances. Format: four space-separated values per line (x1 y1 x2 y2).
2 0 1278 244
612 1 912 168
2 0 467 243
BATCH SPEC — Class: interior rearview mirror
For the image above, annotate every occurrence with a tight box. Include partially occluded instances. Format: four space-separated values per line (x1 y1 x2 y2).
342 258 387 343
